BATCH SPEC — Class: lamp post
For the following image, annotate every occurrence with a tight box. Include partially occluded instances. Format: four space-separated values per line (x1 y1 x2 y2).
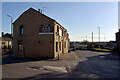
7 15 13 36
7 15 13 55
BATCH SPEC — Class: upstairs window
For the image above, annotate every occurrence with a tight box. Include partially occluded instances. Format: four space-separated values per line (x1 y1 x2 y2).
56 42 58 52
59 29 62 36
57 26 59 32
19 25 23 35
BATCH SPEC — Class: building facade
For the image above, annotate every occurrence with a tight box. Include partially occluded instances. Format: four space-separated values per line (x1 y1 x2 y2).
13 8 70 59
116 29 120 52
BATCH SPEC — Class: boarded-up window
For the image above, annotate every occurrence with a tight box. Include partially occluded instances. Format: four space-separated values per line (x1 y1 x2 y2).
18 41 23 51
56 42 58 52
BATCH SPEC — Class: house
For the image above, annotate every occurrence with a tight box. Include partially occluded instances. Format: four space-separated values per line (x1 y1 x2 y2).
0 32 12 49
0 37 12 49
70 42 84 49
116 29 120 52
0 32 12 55
13 8 70 59
105 41 117 48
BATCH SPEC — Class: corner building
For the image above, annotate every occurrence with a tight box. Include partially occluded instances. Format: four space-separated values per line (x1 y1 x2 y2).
13 8 70 59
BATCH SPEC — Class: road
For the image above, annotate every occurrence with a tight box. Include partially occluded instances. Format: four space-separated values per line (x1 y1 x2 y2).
74 50 119 78
2 50 120 79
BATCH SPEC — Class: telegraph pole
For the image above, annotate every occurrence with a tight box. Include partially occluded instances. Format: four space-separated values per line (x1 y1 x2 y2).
98 27 100 48
92 32 93 43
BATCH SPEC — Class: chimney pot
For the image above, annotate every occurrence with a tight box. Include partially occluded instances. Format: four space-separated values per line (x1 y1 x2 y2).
41 10 42 13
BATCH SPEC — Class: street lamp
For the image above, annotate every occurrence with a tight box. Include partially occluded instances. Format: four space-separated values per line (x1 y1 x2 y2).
7 15 13 54
7 15 13 36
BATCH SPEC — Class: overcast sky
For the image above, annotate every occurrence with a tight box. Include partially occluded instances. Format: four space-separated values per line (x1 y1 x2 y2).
2 2 118 42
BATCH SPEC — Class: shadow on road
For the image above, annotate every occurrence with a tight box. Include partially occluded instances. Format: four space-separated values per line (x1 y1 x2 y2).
20 53 120 79
2 54 51 65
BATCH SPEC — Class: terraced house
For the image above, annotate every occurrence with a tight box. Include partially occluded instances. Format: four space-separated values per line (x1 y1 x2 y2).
13 8 70 59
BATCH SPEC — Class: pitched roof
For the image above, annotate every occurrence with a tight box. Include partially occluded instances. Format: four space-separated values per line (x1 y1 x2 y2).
13 8 55 24
13 8 67 31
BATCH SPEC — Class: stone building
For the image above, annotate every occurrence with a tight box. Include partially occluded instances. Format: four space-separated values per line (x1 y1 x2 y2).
13 8 70 59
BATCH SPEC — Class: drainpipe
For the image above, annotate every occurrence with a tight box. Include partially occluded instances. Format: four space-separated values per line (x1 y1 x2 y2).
57 27 60 60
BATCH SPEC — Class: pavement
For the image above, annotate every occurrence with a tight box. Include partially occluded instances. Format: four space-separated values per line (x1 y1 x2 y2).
2 50 120 79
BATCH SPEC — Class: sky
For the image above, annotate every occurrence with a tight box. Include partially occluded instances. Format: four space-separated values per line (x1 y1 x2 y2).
2 2 118 42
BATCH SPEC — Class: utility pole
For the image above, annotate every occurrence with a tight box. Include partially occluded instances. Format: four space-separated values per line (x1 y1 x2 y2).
98 27 100 48
92 32 93 43
42 6 47 13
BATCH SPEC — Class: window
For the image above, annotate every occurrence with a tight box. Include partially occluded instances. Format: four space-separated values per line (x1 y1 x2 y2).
19 25 23 35
56 42 58 52
2 42 5 44
57 26 59 32
59 29 62 36
59 42 61 51
18 41 23 51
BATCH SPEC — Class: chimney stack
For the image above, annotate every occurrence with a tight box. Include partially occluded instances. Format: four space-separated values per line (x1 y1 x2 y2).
38 9 42 14
38 9 41 12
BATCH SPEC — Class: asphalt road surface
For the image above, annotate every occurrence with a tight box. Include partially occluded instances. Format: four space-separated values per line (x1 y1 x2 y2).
2 50 120 79
74 50 120 78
